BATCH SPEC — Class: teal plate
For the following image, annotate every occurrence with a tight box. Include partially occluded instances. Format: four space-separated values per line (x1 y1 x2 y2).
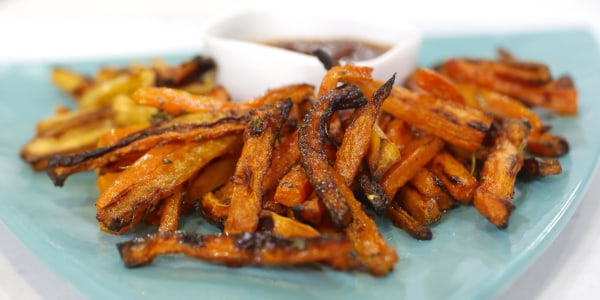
1 29 599 300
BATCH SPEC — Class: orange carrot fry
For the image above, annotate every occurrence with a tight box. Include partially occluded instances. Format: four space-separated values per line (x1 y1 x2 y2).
259 211 320 238
527 131 569 157
132 86 233 115
292 194 325 226
396 185 441 225
263 130 301 192
381 135 445 199
409 168 456 211
96 135 241 234
440 58 578 114
382 91 492 151
200 191 230 226
413 68 466 104
429 151 478 204
474 132 524 228
383 118 413 149
224 100 292 234
335 75 395 186
158 185 183 233
184 154 238 212
273 165 313 208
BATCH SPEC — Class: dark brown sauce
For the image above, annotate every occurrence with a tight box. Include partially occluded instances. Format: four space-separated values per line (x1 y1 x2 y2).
263 39 391 62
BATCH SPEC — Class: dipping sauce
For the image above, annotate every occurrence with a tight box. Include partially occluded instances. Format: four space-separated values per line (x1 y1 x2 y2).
263 39 391 63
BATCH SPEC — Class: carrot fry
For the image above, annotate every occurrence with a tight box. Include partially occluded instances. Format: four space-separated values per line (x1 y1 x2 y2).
184 154 238 212
317 65 373 98
237 84 315 110
474 134 523 228
383 118 413 149
158 185 183 233
131 86 233 115
259 211 320 238
527 131 569 157
299 84 367 228
273 165 313 208
474 87 545 132
292 194 325 226
356 169 391 216
382 91 492 151
199 191 230 226
117 231 358 271
413 68 466 104
396 185 441 225
409 168 456 211
224 100 292 234
96 135 241 234
47 115 246 186
381 135 445 199
440 58 578 114
335 74 395 186
429 151 478 204
519 157 563 180
263 130 301 192
387 202 432 240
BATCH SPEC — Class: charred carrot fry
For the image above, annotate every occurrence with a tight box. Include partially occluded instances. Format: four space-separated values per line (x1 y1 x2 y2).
117 231 358 271
299 84 367 228
519 157 563 180
317 65 374 98
96 135 241 234
300 82 398 275
387 201 432 240
335 75 395 186
356 169 390 216
47 115 246 186
154 55 216 87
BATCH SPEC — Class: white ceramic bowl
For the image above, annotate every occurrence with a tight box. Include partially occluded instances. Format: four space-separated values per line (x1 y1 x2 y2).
202 7 422 102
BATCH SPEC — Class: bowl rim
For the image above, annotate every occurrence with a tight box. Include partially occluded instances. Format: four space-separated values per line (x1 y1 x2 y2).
201 6 423 100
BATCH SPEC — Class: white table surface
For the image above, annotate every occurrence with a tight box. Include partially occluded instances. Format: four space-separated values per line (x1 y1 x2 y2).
1 0 599 299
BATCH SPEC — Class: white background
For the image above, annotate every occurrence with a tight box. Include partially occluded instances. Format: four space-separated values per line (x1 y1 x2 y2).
1 0 599 299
